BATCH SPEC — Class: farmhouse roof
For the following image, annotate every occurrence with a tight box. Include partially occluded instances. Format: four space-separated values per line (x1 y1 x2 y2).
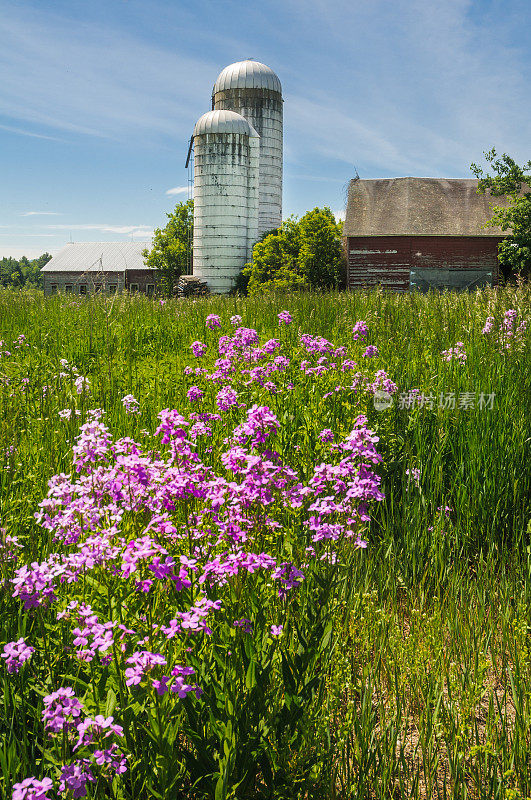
344 178 513 237
41 242 154 273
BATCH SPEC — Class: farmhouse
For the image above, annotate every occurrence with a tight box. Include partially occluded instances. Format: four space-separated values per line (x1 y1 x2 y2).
344 178 512 291
41 242 157 296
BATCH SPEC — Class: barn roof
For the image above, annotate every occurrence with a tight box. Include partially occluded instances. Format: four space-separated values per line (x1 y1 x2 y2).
41 241 154 273
344 178 512 237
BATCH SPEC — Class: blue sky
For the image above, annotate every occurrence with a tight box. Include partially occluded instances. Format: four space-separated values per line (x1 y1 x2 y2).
1 0 529 258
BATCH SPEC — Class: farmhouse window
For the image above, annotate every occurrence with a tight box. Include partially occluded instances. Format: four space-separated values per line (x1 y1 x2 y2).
130 283 139 293
79 285 87 295
109 285 117 294
146 284 155 296
50 284 58 294
65 284 73 293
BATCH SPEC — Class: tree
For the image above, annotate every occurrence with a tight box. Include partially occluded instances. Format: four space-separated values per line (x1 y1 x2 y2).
243 207 345 295
0 253 51 288
143 200 193 293
297 207 345 289
28 252 52 287
471 149 531 279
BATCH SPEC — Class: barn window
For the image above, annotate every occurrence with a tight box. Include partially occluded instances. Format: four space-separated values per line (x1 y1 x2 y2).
109 285 117 294
79 285 87 295
146 284 155 296
65 284 73 293
50 284 58 294
130 283 139 293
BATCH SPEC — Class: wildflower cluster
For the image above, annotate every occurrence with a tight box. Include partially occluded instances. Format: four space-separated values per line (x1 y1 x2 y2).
5 312 390 797
441 342 467 363
482 308 527 351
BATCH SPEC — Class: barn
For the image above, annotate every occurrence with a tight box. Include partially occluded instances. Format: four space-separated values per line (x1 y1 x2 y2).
41 242 157 296
344 178 511 291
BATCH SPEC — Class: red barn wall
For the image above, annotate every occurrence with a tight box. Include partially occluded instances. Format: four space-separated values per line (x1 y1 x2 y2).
346 236 502 290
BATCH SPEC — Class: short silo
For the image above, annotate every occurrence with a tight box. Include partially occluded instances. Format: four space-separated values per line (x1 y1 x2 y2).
192 110 259 294
212 59 283 239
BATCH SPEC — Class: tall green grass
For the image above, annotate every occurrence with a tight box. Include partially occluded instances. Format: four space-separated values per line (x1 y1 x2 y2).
1 285 530 798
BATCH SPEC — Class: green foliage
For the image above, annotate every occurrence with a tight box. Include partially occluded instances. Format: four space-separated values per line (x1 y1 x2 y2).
142 200 193 294
471 149 531 279
0 253 50 288
243 208 345 295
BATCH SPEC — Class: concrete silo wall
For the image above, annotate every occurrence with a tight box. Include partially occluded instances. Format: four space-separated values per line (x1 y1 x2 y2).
213 88 283 238
193 132 259 294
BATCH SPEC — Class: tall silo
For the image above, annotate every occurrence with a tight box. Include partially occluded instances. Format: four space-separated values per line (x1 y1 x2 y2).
192 110 259 294
212 59 283 239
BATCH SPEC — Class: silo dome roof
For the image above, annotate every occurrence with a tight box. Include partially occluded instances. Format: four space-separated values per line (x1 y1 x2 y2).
193 109 254 137
213 59 282 94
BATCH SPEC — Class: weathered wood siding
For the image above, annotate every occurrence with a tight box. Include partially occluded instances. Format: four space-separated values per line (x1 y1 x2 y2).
346 236 502 291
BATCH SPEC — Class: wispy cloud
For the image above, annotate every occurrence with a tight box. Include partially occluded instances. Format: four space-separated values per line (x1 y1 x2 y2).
0 122 65 141
282 0 530 176
0 246 59 259
0 8 216 143
46 224 154 235
21 211 62 217
1 0 529 230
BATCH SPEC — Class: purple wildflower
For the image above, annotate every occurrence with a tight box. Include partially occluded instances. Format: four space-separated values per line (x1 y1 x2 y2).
125 651 167 687
206 314 221 330
272 562 305 599
187 386 204 403
74 715 124 751
171 665 203 699
441 343 467 363
277 310 292 325
121 394 140 414
232 405 280 448
190 341 207 358
233 618 253 634
482 316 495 334
352 320 368 340
42 687 83 734
406 468 421 487
58 762 95 799
12 777 53 800
74 376 90 395
216 386 238 411
1 638 34 674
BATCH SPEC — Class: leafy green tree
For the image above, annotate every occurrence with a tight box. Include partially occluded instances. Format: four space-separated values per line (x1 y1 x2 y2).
0 253 50 288
298 207 344 289
143 199 193 293
244 217 304 295
471 149 531 278
0 257 18 286
243 207 345 296
27 252 52 287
